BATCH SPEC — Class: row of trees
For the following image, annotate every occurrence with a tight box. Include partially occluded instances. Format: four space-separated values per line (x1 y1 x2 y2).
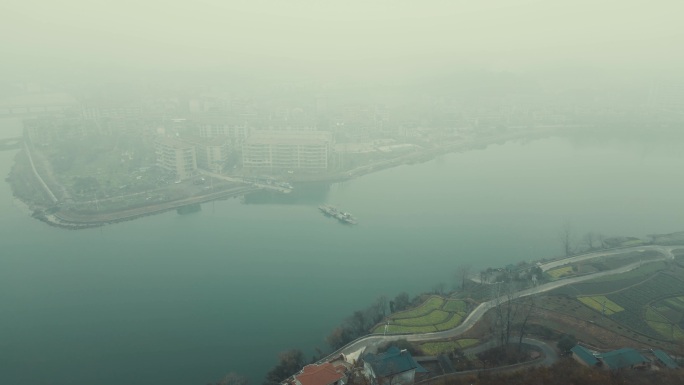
559 222 611 257
326 295 391 350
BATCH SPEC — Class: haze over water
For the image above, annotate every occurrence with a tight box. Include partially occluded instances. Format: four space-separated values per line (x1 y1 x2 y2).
1 118 683 384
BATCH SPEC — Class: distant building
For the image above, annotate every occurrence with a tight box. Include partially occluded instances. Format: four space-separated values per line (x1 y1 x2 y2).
652 349 679 369
571 345 600 367
0 93 79 116
197 116 250 144
155 136 197 180
24 117 96 146
293 363 347 385
363 347 428 385
571 345 650 371
242 130 333 172
598 348 650 370
181 136 230 173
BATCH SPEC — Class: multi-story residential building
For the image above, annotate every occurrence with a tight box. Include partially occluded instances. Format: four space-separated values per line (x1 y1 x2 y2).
155 136 197 180
197 116 250 145
181 136 230 173
242 130 333 172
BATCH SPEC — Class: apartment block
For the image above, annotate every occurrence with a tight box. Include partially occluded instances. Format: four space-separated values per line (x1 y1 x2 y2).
155 137 197 180
242 130 333 171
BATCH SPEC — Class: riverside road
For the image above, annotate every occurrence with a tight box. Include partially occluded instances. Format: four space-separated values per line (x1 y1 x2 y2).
324 245 678 361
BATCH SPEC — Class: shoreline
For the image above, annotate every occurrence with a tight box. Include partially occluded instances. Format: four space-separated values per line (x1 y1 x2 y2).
33 185 260 229
12 126 569 229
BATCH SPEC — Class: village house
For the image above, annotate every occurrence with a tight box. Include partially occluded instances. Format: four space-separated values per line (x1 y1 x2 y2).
571 344 651 371
293 362 347 385
362 347 428 385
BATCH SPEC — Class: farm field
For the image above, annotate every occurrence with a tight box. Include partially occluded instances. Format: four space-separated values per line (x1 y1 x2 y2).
391 297 445 319
374 296 469 334
606 273 684 340
546 266 573 279
578 296 624 315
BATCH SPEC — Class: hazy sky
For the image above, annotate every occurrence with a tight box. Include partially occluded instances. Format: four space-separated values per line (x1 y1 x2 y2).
1 0 683 83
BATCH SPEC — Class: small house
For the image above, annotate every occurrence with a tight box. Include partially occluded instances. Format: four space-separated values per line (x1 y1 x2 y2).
293 363 347 385
363 347 428 385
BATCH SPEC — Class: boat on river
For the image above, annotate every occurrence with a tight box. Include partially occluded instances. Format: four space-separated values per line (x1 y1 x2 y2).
319 205 357 225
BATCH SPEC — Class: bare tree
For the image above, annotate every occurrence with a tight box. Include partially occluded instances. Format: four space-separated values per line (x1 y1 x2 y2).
433 282 446 295
582 232 597 251
455 264 472 290
491 282 519 346
517 297 536 350
559 221 575 257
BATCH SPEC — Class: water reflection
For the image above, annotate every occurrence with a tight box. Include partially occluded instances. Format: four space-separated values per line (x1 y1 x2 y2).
242 182 331 205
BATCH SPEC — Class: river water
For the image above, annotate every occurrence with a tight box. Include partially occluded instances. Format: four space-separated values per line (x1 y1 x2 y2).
1 118 683 385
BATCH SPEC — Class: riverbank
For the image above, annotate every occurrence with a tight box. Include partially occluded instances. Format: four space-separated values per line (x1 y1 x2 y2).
33 185 260 229
10 125 572 228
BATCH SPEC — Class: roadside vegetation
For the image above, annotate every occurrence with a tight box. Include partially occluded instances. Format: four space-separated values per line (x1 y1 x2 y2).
427 358 684 385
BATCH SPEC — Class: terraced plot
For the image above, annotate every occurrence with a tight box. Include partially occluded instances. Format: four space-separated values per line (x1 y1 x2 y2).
394 310 450 326
443 299 467 313
392 297 445 319
578 296 624 315
547 266 573 279
644 307 684 341
375 297 469 335
607 273 684 339
434 313 464 331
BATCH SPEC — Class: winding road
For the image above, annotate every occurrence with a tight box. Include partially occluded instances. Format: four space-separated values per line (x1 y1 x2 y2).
322 245 678 362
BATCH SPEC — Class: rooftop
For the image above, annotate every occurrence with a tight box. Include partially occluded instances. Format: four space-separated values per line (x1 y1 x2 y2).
364 347 428 378
653 350 678 369
294 363 345 385
155 136 195 149
597 348 649 370
571 345 599 366
246 130 332 146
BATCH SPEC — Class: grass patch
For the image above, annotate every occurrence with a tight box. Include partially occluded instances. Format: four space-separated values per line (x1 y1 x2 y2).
547 266 573 279
578 296 624 315
392 297 445 319
443 299 467 313
394 310 451 326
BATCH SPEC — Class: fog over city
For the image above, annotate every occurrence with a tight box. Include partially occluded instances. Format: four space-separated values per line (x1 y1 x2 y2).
1 2 684 385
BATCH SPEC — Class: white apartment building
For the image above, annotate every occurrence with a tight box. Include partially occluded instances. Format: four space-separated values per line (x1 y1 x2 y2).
242 130 333 171
155 137 197 180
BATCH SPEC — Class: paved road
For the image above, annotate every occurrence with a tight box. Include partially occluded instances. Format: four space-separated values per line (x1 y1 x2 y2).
326 245 677 361
539 245 676 271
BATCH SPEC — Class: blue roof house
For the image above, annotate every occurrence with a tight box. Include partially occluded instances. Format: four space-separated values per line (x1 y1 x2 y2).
363 347 428 385
571 345 600 367
597 348 649 370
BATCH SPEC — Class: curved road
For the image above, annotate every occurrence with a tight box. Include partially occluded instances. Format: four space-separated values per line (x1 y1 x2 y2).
326 245 678 360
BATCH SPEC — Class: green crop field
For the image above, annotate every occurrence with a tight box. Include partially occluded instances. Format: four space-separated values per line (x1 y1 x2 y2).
394 310 451 326
434 313 465 331
443 299 467 313
644 307 684 341
392 297 445 319
376 296 469 335
547 266 573 279
663 296 684 311
578 296 624 315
